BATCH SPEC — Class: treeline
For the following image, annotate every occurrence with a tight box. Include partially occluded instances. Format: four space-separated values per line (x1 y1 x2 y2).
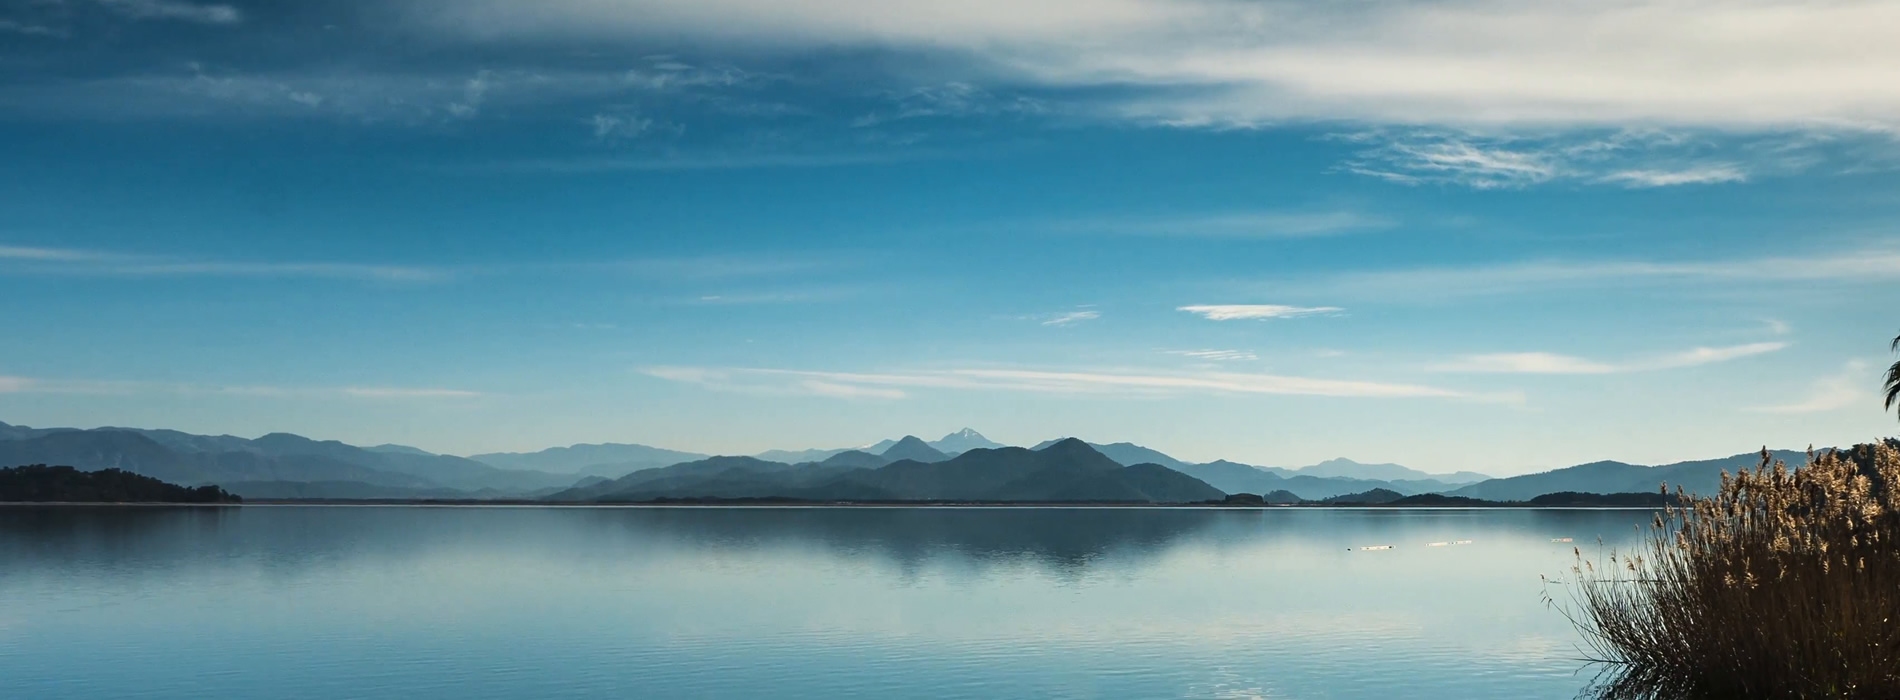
0 464 241 503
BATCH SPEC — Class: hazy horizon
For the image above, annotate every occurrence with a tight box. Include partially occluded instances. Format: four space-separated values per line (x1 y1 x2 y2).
4 0 1899 475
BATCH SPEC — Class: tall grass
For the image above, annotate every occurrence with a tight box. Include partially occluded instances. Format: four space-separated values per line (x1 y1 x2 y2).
1563 442 1900 699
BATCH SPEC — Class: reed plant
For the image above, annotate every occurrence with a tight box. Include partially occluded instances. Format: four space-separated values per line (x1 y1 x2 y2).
1561 442 1900 699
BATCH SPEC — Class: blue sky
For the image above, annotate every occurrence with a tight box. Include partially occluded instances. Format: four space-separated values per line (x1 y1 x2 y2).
3 0 1900 474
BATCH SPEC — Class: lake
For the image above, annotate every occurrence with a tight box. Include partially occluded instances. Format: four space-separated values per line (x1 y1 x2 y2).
0 506 1654 699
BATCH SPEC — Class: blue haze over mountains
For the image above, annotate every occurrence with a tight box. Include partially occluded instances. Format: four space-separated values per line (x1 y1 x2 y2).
0 421 1811 503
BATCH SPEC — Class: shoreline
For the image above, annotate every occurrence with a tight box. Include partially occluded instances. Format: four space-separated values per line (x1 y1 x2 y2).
0 499 1669 510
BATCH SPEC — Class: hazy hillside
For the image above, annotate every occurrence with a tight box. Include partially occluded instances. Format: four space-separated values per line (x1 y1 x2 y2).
1293 458 1489 484
469 443 708 475
0 422 579 496
1449 450 1811 501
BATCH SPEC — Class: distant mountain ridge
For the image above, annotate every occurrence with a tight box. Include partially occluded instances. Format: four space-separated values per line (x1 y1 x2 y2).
469 443 710 477
1448 450 1812 502
0 421 580 497
755 428 1004 463
551 439 1223 504
0 420 1831 504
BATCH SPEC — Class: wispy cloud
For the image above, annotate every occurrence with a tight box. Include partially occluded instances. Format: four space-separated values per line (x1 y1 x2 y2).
1436 342 1788 374
458 150 939 174
1600 164 1748 188
96 0 241 25
1748 361 1868 414
1165 349 1258 362
340 387 484 399
1179 304 1343 321
423 0 1900 130
0 376 484 400
1343 136 1558 189
0 19 66 37
1432 352 1617 375
1054 210 1393 238
1301 248 1900 301
644 364 1485 401
1041 309 1100 326
0 243 448 282
1338 130 1784 190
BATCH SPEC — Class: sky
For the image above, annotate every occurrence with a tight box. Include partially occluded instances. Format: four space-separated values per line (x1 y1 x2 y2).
3 0 1900 475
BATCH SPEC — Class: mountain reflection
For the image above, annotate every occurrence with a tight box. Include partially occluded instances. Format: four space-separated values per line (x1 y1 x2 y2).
580 507 1236 581
0 505 1246 584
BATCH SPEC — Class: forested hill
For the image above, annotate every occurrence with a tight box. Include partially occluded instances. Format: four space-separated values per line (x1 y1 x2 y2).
0 465 241 503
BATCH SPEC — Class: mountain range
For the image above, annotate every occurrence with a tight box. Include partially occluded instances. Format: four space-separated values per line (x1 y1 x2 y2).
549 439 1224 503
0 421 579 499
0 420 1829 504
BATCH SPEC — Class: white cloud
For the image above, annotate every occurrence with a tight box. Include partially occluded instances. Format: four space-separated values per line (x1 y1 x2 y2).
1434 352 1617 375
445 71 491 118
1178 304 1342 321
1344 137 1557 189
422 0 1900 130
1642 342 1789 370
1041 310 1100 326
1748 361 1868 414
798 380 907 400
1166 349 1258 362
0 377 483 400
0 20 65 37
341 387 484 399
96 0 241 25
0 244 447 282
591 112 653 141
1056 210 1393 238
1600 164 1748 188
1436 342 1788 374
644 364 1479 400
1302 248 1900 301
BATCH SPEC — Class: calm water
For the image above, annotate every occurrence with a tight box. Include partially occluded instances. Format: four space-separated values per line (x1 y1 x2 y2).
0 506 1653 699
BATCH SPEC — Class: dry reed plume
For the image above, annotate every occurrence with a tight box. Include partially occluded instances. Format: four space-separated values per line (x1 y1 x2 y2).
1561 442 1900 699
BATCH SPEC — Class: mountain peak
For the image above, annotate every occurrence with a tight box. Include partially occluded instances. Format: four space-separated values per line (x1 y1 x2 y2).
929 428 1005 455
1038 437 1093 453
880 435 950 463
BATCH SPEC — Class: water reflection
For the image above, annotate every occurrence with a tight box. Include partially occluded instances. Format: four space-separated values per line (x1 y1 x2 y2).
0 505 1659 700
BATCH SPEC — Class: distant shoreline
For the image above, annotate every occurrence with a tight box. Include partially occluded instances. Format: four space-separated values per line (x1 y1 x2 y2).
0 499 1670 509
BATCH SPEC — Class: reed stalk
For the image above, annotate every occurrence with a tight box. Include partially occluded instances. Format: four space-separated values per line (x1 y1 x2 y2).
1560 442 1900 699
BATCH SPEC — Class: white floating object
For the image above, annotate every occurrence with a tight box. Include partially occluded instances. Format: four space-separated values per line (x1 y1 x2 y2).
1453 540 1473 545
1427 542 1449 547
1358 545 1394 551
1551 537 1573 543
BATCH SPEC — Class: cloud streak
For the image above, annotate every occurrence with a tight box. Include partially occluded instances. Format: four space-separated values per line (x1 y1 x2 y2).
1165 349 1258 362
0 376 484 400
644 364 1482 401
1297 248 1900 301
1179 304 1343 321
424 0 1900 130
1748 361 1868 414
0 243 447 282
96 0 241 25
1436 342 1788 374
1041 310 1100 326
1054 210 1394 238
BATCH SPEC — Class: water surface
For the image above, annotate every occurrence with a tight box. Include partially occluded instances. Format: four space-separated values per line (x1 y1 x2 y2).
0 506 1651 699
